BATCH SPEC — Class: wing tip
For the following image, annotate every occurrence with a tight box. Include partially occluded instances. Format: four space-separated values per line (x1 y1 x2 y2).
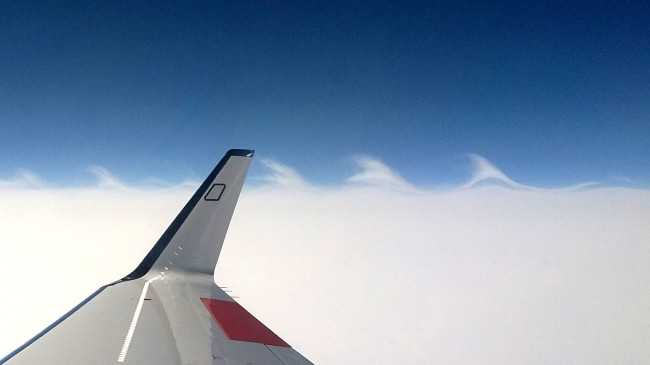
228 149 255 157
121 149 254 281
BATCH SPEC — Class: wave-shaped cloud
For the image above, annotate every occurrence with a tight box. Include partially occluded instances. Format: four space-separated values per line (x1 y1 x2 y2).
257 159 309 189
459 153 533 190
459 154 605 191
0 153 629 192
346 155 419 192
0 170 44 189
88 166 130 189
257 153 610 192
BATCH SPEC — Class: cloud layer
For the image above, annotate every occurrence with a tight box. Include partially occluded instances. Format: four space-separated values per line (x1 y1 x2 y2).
1 156 649 364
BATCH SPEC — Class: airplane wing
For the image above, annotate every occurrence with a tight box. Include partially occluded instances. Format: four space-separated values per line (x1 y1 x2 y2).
1 149 314 365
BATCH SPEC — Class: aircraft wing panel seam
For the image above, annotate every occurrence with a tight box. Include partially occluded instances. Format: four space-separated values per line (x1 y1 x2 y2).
116 276 161 363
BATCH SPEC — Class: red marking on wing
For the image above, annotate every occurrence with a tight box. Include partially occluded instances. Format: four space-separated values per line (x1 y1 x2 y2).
201 298 290 347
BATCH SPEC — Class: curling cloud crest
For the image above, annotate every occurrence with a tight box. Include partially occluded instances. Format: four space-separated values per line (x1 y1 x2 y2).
0 170 44 189
258 159 309 189
88 166 130 189
460 153 532 190
346 155 418 192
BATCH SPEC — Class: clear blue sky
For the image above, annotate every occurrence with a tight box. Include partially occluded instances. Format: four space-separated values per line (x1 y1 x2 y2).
1 1 648 187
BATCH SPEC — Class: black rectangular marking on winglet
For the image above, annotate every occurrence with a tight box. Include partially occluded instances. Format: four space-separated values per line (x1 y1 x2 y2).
205 184 226 201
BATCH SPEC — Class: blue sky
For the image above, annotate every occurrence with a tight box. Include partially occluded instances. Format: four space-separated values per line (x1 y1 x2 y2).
1 1 648 187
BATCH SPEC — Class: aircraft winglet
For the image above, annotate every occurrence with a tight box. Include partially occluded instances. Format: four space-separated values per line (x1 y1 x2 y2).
123 149 254 280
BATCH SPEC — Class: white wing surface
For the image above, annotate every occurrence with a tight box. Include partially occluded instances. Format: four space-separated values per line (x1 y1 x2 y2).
1 149 314 365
